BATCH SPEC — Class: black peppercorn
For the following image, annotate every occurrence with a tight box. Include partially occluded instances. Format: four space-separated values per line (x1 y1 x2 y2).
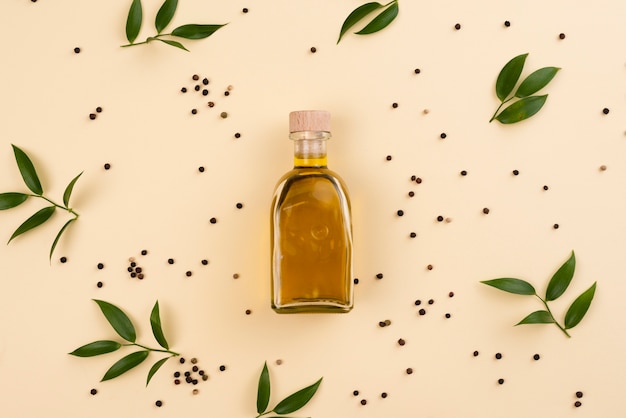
245 309 252 315
89 113 96 120
135 267 142 273
576 391 583 398
194 85 200 91
415 177 422 184
445 313 451 318
168 258 174 264
202 78 209 85
198 166 205 173
440 133 447 139
242 8 249 13
512 170 519 175
310 47 317 53
96 107 102 113
495 353 502 359
559 33 566 39
437 216 444 222
174 372 180 378
504 20 511 27
449 291 455 297
428 299 434 305
97 281 103 288
406 368 413 374
386 155 392 161
130 262 137 267
381 392 388 398
483 208 490 214
602 107 609 114
397 210 404 216
192 74 199 81
408 191 415 197
180 358 186 364
236 202 243 209
409 232 417 238
418 309 426 315
234 133 241 138
201 259 209 265
155 400 163 407
473 351 479 357
360 399 367 405
219 365 226 371
97 263 104 269
90 388 97 395
104 163 111 170
202 89 209 96
191 109 198 115
498 378 505 385
209 217 217 224
353 390 359 396
60 257 67 263
181 87 187 93
392 102 398 108
543 185 549 190
398 338 406 346
574 401 582 407
224 91 230 96
208 102 215 107
74 47 81 53
354 278 359 284
414 300 421 306
553 223 560 229
414 68 421 74
533 354 540 360
460 170 467 176
454 23 461 30
376 273 383 279
186 271 192 277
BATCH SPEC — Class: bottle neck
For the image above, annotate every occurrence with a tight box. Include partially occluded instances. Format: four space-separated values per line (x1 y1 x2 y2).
290 131 330 168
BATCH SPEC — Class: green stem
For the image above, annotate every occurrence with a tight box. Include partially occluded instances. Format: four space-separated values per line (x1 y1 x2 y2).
254 411 275 418
32 194 80 218
535 294 571 338
383 0 398 6
120 33 172 48
489 97 514 123
124 342 180 356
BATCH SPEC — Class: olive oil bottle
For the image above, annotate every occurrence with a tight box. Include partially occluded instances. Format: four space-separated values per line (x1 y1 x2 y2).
270 110 353 313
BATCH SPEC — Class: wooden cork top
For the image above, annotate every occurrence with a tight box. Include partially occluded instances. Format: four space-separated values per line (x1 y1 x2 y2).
289 110 331 133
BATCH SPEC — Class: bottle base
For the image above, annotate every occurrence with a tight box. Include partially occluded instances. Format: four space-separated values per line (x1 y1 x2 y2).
272 300 353 314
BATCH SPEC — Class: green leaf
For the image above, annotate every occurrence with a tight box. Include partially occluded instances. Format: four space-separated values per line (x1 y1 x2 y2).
480 278 536 295
337 2 383 43
495 95 548 124
0 192 29 210
126 0 143 44
12 144 43 195
273 377 323 415
93 299 137 343
355 2 399 36
62 172 83 208
545 251 576 301
171 23 226 40
49 218 75 261
515 310 555 325
155 0 177 33
495 53 528 101
69 340 122 357
564 282 597 329
154 37 189 51
8 206 55 244
101 350 149 382
515 67 560 98
146 357 169 386
257 362 271 414
150 301 169 350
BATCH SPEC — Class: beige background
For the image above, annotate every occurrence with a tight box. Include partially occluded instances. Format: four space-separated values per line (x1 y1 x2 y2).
1 0 625 417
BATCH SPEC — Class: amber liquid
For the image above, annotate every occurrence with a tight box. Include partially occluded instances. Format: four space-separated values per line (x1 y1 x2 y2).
271 166 353 313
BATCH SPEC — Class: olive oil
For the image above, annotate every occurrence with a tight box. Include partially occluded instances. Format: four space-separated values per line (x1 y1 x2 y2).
270 111 353 313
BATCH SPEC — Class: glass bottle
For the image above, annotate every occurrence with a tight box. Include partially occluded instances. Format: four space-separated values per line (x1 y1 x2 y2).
270 110 353 313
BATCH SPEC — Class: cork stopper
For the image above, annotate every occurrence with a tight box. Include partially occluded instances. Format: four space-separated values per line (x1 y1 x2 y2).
289 110 331 133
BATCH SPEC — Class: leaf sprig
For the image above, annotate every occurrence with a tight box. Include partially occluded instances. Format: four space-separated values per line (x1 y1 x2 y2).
337 0 399 44
255 362 322 418
481 251 597 337
0 145 82 260
69 300 179 385
121 0 227 52
490 53 560 124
